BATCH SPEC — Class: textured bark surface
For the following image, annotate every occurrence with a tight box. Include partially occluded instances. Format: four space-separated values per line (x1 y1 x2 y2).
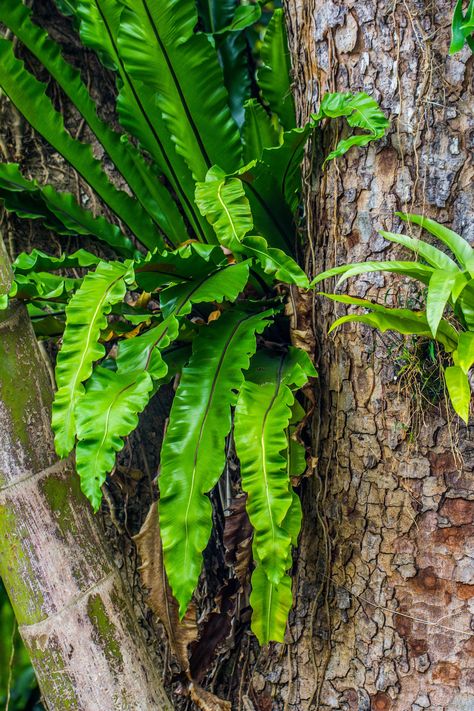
0 239 172 710
243 2 474 710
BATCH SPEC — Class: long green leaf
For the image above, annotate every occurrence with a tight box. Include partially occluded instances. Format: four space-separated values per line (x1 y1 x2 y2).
323 293 459 352
445 365 471 423
242 99 280 163
235 349 314 584
159 308 273 615
380 230 460 272
235 377 294 583
250 559 292 645
0 163 135 256
312 260 435 288
455 331 474 374
257 8 295 129
0 38 161 249
76 0 212 244
195 170 253 251
397 213 474 273
75 369 154 510
13 248 100 274
217 30 252 128
74 314 180 510
0 0 186 247
426 270 457 337
118 0 242 181
52 261 133 457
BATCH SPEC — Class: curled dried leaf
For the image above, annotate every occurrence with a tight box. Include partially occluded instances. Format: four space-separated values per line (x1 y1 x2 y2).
189 683 231 711
223 495 253 587
285 286 316 356
134 502 198 674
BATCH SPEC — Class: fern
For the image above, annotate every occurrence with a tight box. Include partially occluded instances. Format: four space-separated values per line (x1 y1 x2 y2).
257 9 295 130
159 308 274 615
0 163 135 256
250 560 293 645
0 38 162 250
52 261 134 456
0 0 187 247
118 0 242 180
450 0 474 54
318 214 474 423
76 368 154 510
195 169 253 251
1 0 390 647
234 348 315 641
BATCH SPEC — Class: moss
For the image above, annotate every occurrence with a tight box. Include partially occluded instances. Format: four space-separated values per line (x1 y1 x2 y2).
27 636 76 709
0 329 33 451
87 593 124 668
0 505 46 625
40 473 80 541
0 238 13 294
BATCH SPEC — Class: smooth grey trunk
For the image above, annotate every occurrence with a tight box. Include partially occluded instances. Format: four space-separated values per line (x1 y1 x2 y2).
0 234 172 710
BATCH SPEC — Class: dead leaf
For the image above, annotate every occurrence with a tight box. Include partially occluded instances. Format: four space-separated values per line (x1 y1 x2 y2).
132 291 151 309
223 495 253 588
189 683 231 711
133 502 198 674
208 309 221 323
124 323 144 339
285 285 316 356
179 238 199 247
189 593 234 681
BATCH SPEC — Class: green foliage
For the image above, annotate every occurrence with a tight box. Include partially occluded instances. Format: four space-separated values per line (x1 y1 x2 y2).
159 308 273 615
450 0 474 53
249 561 293 645
242 99 280 162
257 8 295 130
234 349 314 640
0 0 388 645
316 213 474 423
76 368 154 510
0 163 135 256
312 92 390 165
195 169 253 251
0 38 161 250
52 260 134 457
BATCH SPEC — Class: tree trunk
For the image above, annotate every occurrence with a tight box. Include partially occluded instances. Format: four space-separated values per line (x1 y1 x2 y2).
0 235 172 710
244 2 473 710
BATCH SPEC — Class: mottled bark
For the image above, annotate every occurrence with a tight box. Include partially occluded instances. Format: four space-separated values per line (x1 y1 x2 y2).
0 236 172 711
246 2 473 710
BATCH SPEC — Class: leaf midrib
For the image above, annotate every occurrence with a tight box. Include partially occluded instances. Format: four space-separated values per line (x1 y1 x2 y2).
182 313 254 569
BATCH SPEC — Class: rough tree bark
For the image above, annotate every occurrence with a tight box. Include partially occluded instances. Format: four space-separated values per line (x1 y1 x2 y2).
0 234 172 710
278 1 472 709
242 2 473 710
